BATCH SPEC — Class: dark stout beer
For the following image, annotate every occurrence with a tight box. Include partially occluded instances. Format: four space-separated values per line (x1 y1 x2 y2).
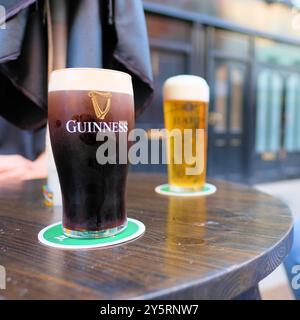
48 68 134 238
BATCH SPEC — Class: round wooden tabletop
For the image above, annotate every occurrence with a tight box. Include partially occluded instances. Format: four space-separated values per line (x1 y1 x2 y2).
0 174 293 300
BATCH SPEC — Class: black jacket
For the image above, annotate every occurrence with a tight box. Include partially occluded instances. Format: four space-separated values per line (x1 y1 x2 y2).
0 0 153 130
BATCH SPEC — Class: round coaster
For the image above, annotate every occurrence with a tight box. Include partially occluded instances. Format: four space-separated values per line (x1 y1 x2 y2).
38 218 145 250
155 183 217 197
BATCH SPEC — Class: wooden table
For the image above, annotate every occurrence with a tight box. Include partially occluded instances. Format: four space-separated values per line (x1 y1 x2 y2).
0 174 293 300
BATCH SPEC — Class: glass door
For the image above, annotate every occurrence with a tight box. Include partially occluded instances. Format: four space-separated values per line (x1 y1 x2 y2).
208 59 248 181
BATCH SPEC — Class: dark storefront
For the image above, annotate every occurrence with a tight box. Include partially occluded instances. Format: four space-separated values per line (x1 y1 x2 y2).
134 0 300 184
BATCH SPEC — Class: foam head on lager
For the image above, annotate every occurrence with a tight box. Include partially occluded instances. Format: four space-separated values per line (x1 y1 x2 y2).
48 68 134 238
163 75 209 192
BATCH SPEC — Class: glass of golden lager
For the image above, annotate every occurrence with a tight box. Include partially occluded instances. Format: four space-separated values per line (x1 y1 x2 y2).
163 75 209 192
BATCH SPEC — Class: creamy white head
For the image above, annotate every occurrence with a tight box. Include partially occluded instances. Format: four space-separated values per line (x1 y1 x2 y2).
48 68 133 95
163 75 209 102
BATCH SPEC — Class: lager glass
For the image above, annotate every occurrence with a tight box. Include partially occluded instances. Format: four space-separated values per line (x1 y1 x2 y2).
163 75 209 192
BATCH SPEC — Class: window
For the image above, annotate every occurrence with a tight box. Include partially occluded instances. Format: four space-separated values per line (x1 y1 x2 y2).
214 30 249 58
146 14 191 43
138 49 189 125
256 39 300 67
230 67 244 133
214 65 228 132
256 70 283 153
284 74 300 152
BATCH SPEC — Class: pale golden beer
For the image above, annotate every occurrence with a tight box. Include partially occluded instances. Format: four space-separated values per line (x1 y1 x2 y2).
163 75 209 192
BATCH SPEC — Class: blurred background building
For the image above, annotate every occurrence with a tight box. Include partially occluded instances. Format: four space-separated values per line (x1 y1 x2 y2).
135 0 300 184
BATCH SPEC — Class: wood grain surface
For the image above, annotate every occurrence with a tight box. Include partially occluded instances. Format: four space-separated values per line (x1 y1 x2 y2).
0 174 293 299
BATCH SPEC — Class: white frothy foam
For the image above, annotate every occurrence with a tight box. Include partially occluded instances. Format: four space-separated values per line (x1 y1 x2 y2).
163 75 209 102
49 68 133 95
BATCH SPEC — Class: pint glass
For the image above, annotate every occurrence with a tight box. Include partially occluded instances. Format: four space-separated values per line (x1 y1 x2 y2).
48 68 134 238
163 75 209 192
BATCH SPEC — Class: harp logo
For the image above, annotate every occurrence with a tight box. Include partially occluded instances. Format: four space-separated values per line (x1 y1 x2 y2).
0 5 6 30
65 91 128 133
88 91 112 120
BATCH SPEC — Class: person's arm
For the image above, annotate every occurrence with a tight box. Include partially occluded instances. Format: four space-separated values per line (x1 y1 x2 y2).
0 152 47 183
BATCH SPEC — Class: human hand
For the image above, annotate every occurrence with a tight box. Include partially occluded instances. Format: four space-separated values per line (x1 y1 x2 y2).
0 153 47 183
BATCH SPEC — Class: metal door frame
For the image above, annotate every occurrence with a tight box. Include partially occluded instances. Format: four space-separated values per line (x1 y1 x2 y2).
205 27 252 180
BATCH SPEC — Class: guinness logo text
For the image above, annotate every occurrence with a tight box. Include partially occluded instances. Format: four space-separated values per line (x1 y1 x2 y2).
66 120 128 133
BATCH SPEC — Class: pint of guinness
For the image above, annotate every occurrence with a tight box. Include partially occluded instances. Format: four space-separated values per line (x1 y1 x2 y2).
48 68 134 238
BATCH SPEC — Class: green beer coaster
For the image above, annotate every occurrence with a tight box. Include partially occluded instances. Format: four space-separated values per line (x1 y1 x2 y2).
38 218 145 250
155 183 217 197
